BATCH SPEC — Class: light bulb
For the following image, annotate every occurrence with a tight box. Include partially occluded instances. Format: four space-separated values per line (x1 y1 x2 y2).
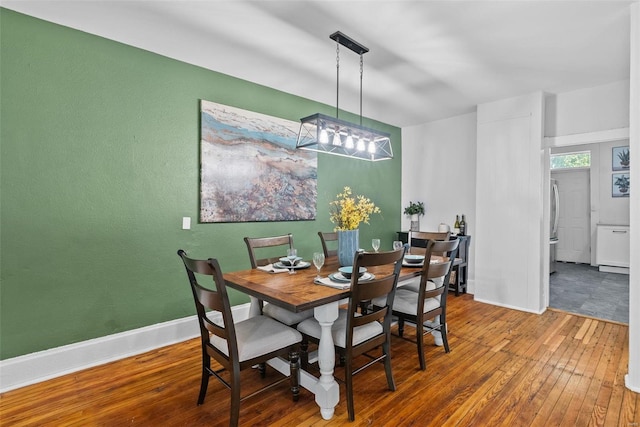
345 131 354 149
368 140 376 154
357 137 366 151
319 125 328 144
332 128 342 146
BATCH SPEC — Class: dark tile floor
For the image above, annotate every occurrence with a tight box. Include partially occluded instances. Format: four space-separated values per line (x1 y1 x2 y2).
550 261 629 323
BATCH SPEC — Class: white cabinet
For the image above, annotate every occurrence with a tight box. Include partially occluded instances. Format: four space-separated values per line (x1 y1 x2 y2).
596 225 630 272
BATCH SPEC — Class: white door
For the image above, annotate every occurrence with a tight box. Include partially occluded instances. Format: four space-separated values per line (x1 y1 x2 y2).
552 169 591 263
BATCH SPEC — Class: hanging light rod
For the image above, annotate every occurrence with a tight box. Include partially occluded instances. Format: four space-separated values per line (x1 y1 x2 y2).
296 31 393 162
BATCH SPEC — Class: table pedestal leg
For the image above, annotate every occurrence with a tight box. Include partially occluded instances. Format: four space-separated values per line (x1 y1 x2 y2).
313 302 339 420
248 296 262 317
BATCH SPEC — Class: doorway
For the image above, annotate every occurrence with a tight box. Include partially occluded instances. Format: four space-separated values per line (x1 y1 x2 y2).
546 140 630 323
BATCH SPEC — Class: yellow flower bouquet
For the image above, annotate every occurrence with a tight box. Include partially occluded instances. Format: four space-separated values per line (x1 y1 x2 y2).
329 186 381 231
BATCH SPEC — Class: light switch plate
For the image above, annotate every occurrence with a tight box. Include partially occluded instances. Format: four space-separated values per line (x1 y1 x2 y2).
182 217 191 230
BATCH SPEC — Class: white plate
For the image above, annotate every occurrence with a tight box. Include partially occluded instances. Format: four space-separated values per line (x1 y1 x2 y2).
402 261 424 267
329 272 375 283
273 261 311 270
279 256 303 266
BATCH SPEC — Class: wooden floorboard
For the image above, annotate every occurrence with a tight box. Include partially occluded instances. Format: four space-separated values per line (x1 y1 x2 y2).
1 294 637 426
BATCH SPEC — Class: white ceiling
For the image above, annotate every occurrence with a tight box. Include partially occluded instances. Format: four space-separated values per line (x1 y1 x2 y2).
1 0 634 127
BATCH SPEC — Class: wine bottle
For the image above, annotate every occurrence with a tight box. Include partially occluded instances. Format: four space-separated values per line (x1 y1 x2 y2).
460 214 466 236
453 215 460 235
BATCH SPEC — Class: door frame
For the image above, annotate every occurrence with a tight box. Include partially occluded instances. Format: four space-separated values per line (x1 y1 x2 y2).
542 127 629 309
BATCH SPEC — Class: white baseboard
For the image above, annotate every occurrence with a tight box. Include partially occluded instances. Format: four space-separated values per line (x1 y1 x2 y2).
0 303 251 393
473 296 545 315
598 265 630 274
625 374 640 393
466 279 475 295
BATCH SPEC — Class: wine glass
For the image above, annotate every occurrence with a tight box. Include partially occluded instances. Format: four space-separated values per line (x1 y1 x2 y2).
372 238 380 252
286 248 298 274
313 252 325 280
393 240 403 251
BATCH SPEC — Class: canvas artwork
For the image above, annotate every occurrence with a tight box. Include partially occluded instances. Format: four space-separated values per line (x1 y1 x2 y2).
612 146 630 171
612 173 630 198
200 101 317 223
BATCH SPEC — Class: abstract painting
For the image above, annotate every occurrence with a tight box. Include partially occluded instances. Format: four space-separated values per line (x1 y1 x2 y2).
200 100 317 222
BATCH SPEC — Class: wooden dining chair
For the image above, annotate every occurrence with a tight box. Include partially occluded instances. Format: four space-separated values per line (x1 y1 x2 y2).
406 231 462 292
407 231 451 255
244 234 294 269
177 250 302 427
243 234 314 326
297 247 405 421
384 239 459 370
408 231 463 295
318 231 338 258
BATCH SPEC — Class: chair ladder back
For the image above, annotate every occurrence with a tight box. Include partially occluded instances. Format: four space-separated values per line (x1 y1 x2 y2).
351 305 389 328
431 238 460 259
354 276 396 304
418 239 459 303
425 261 452 282
192 283 229 339
431 239 459 285
422 261 452 299
244 234 294 268
409 231 451 256
318 231 338 258
178 251 239 361
411 231 451 241
347 248 405 336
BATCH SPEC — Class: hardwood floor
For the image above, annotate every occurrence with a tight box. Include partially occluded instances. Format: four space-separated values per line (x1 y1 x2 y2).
1 295 637 426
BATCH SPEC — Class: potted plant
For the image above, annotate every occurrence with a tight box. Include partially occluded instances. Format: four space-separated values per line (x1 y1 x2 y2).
614 175 630 193
618 148 630 168
404 201 425 231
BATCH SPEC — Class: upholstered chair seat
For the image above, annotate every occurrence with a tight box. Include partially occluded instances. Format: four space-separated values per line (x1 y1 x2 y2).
211 315 302 361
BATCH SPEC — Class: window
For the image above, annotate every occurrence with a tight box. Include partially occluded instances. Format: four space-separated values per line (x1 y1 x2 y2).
550 151 590 169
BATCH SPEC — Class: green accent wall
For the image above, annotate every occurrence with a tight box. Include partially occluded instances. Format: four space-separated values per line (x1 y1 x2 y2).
0 9 401 359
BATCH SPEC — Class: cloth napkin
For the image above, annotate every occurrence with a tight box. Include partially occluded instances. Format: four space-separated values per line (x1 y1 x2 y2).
314 277 351 290
257 264 290 273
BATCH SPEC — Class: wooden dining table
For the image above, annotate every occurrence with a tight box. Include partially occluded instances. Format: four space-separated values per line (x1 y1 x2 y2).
223 255 426 420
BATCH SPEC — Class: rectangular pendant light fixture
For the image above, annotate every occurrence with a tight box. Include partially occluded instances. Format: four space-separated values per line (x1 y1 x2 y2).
297 113 392 161
296 31 393 161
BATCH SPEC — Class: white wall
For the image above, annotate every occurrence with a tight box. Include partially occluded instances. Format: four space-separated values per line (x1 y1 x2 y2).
401 112 477 287
474 92 545 313
596 140 632 225
545 80 630 137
